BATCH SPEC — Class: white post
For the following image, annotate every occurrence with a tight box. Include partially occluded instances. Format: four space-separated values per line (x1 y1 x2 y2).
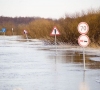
26 34 28 40
12 28 14 35
4 32 5 36
83 47 86 70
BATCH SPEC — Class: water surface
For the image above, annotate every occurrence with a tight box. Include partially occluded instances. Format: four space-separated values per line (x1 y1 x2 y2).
0 36 100 90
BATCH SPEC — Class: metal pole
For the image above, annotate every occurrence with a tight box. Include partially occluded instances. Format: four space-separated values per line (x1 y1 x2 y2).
83 47 86 70
55 29 57 55
55 34 57 54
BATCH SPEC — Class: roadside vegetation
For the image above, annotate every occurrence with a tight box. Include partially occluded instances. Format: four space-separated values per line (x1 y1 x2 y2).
0 8 100 47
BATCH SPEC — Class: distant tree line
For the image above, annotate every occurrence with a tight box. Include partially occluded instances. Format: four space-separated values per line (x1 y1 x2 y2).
0 16 40 24
0 8 100 47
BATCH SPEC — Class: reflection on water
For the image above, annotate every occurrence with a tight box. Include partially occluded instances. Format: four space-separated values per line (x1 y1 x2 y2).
0 36 100 90
79 82 89 90
50 50 100 69
79 71 89 90
43 47 100 72
13 87 23 90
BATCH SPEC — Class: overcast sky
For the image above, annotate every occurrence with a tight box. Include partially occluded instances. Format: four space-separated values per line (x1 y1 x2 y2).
0 0 100 19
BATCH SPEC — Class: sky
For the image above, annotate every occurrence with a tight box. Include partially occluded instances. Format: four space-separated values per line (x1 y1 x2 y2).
0 0 100 19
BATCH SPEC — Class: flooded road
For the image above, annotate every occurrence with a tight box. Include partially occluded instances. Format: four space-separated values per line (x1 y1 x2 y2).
0 36 100 90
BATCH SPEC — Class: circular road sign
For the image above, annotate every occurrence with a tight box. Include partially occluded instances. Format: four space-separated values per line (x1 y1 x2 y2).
78 35 90 47
78 22 89 34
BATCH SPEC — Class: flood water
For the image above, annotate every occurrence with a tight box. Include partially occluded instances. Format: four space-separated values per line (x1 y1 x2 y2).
0 36 100 90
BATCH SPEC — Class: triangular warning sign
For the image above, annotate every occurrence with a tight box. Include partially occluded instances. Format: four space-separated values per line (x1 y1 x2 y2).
50 26 60 36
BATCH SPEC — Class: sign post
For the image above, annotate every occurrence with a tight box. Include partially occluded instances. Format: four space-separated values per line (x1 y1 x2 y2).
78 35 90 70
2 28 6 36
50 26 60 54
12 28 14 35
54 29 57 51
24 30 28 40
78 22 89 70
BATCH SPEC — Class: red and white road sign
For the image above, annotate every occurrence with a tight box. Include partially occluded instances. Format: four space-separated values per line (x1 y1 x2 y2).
24 30 28 34
78 22 89 34
50 26 60 36
78 35 90 47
